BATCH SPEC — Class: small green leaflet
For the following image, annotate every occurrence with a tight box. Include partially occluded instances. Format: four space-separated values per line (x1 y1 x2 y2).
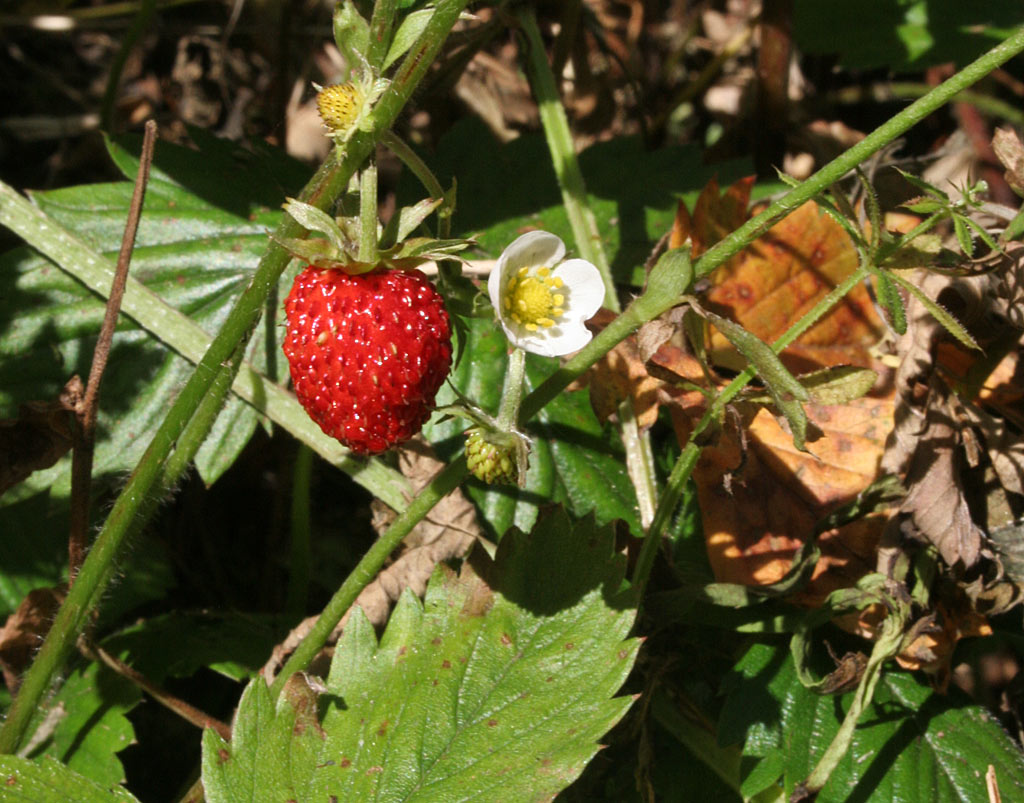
202 508 639 802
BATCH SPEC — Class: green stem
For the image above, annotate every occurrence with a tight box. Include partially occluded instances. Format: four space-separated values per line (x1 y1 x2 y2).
497 347 527 430
0 0 471 755
694 24 1024 280
358 161 379 263
269 456 469 697
365 0 399 71
0 346 244 757
285 444 315 619
619 397 658 529
380 130 450 238
518 8 618 311
800 608 908 793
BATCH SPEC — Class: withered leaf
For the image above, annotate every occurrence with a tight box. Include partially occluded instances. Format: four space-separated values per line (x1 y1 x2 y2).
0 377 82 496
993 127 1024 197
0 586 66 692
899 387 983 569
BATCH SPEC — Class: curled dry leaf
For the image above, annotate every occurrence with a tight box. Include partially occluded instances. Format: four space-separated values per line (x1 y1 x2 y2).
0 586 66 693
0 377 82 497
263 440 481 680
690 397 894 606
898 383 984 569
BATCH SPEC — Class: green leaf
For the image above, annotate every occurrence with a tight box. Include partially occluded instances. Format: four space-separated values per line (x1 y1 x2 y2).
799 366 879 406
0 756 140 802
0 135 284 492
0 136 411 511
383 8 435 70
889 270 981 350
952 214 974 258
202 509 639 802
332 1 371 79
720 642 1024 801
30 662 140 788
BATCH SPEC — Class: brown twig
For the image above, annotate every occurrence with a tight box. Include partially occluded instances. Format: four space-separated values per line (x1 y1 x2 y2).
67 119 158 583
78 637 232 741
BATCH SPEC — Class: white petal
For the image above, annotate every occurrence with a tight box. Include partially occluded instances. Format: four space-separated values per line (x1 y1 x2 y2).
500 231 565 273
552 258 605 323
515 321 594 358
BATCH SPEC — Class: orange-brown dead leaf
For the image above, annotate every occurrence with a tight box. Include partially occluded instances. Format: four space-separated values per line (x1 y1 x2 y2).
691 397 894 605
704 200 885 372
673 177 886 372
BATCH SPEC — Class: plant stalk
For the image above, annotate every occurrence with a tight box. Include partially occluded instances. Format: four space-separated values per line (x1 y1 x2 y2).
518 8 618 311
0 0 471 755
269 456 469 697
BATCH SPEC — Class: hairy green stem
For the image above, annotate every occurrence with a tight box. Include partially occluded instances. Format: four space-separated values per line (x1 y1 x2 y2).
380 130 450 238
0 346 244 757
0 0 471 755
518 9 618 311
359 161 379 263
498 347 527 430
694 25 1024 279
269 456 469 697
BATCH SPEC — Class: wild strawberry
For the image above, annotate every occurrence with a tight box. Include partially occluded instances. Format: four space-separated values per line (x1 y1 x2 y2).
282 266 452 455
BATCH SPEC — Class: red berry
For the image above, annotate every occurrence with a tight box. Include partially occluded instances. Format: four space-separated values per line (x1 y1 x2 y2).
282 267 452 454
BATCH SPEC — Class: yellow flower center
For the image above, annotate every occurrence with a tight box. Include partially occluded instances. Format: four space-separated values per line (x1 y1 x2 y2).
503 266 565 331
316 83 364 134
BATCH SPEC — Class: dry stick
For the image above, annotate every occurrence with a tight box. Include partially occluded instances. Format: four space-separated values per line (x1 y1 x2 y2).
78 639 232 741
67 120 157 583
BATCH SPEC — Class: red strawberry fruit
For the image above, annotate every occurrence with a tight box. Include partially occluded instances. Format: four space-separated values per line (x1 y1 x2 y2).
282 266 452 454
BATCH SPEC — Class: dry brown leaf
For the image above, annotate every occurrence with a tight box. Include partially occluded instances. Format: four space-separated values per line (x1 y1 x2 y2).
0 586 65 692
899 384 984 569
0 377 81 497
704 200 884 372
692 398 893 605
993 127 1024 196
263 441 481 680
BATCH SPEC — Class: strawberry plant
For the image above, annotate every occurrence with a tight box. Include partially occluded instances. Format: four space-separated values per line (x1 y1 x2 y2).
1 2 1024 802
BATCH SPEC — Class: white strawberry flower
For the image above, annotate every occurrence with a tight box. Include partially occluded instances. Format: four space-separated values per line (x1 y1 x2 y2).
488 231 605 358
